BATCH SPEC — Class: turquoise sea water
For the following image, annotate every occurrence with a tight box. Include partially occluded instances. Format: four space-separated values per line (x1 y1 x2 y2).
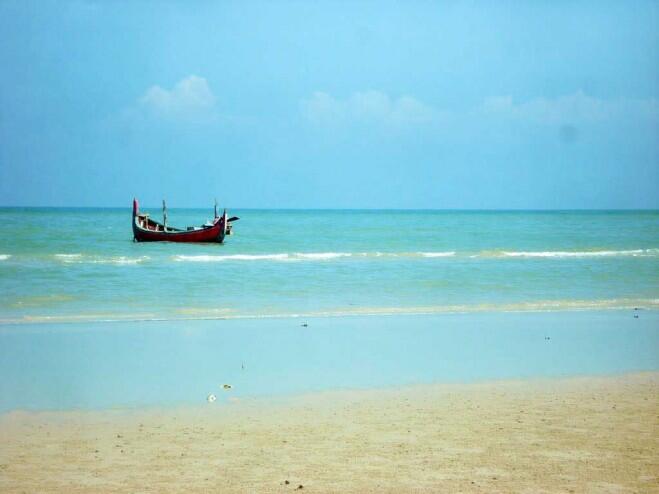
0 208 657 323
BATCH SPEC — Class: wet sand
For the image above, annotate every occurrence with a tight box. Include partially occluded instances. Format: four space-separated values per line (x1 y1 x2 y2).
1 372 658 493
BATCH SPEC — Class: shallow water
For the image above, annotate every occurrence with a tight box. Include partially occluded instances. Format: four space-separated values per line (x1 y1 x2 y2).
0 310 657 412
0 208 657 322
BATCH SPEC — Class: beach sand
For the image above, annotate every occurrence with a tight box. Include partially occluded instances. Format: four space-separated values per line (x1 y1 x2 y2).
1 373 657 493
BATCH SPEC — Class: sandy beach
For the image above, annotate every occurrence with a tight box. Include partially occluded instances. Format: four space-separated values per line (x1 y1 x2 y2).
1 372 657 493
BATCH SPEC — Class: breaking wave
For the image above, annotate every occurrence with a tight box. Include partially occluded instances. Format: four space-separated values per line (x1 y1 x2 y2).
420 251 456 258
26 248 659 266
170 249 656 262
171 251 458 262
0 254 10 261
495 249 658 258
296 252 353 260
172 254 291 262
54 254 83 260
54 254 150 265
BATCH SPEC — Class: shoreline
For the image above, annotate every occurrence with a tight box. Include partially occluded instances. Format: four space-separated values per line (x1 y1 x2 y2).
1 300 657 326
2 369 657 416
2 372 657 493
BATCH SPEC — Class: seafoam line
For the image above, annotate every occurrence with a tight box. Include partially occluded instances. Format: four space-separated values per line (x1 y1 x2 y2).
1 298 657 325
499 249 657 258
35 248 659 265
171 251 458 262
54 254 150 265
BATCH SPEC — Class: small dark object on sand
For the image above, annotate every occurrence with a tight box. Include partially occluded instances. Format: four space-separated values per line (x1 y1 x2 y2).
301 323 308 327
284 480 290 485
298 485 304 490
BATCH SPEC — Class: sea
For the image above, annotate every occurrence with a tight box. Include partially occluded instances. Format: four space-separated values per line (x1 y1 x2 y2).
0 208 657 323
0 208 658 411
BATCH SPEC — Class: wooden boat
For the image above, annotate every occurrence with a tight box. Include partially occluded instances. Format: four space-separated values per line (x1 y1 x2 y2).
132 198 238 243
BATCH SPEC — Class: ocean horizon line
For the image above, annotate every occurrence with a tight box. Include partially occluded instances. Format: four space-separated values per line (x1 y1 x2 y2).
0 206 658 213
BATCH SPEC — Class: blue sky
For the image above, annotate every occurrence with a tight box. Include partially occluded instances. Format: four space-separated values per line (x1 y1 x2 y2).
0 1 657 208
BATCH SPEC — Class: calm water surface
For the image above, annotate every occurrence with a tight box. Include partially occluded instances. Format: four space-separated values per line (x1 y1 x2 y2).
0 208 657 322
0 311 657 411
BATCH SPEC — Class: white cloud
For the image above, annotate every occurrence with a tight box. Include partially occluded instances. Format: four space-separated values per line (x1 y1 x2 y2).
299 89 657 128
301 90 436 125
480 91 658 124
137 75 217 123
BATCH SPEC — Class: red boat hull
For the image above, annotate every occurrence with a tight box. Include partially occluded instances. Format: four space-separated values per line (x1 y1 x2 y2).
132 199 228 243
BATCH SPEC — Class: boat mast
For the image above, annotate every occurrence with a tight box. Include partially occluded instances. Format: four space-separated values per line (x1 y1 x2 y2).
162 199 168 231
214 198 218 219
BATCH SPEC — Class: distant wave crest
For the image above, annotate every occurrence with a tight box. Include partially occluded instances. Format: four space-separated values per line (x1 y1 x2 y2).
172 254 291 262
420 251 456 258
295 252 352 260
0 254 10 261
497 249 658 259
171 251 458 262
42 248 659 266
170 249 656 262
54 254 150 265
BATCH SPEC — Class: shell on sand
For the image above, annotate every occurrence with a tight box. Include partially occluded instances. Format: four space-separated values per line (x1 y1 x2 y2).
207 394 217 403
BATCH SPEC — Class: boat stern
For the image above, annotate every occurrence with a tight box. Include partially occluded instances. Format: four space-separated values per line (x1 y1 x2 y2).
217 210 228 243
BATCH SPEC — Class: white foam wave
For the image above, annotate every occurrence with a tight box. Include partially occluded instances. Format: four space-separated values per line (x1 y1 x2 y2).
169 249 658 263
173 254 291 262
0 254 10 261
295 252 352 260
420 251 456 258
100 256 150 265
55 254 149 265
172 251 462 262
500 249 656 258
173 252 355 262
